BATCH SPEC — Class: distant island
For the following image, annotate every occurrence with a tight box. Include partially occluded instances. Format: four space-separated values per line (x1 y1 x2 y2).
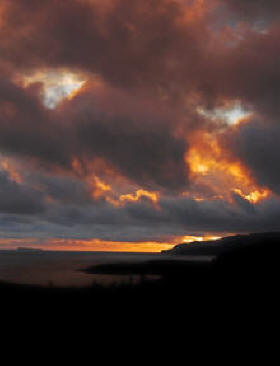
0 232 279 305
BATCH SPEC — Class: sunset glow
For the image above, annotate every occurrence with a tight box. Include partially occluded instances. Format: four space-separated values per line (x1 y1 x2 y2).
0 0 279 252
186 132 271 204
181 235 222 243
0 238 174 253
119 190 159 206
0 235 225 252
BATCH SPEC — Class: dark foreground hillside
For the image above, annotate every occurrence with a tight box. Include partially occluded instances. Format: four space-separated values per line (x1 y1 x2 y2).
163 232 280 258
1 232 280 315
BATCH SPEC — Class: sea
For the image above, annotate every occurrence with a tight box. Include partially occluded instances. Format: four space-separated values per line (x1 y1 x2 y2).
0 250 212 287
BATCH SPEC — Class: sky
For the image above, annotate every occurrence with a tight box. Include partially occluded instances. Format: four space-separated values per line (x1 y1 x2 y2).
0 0 280 251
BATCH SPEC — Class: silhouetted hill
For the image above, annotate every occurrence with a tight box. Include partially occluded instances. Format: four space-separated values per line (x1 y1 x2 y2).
162 232 280 274
81 232 280 280
1 232 280 314
163 232 280 255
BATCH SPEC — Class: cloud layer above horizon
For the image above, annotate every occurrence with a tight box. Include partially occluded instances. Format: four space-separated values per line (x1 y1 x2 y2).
0 0 279 249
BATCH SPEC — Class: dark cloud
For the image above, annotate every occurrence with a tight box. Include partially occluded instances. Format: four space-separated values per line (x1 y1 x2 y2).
0 76 72 168
70 101 189 191
225 0 280 22
0 0 206 193
215 27 280 117
1 193 280 242
26 173 90 205
0 171 45 214
0 74 189 191
221 120 280 195
1 0 279 110
0 0 280 243
0 0 210 92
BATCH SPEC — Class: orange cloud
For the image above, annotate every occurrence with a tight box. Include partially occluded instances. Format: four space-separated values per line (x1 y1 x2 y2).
0 158 24 184
119 190 159 205
89 175 160 208
185 130 271 204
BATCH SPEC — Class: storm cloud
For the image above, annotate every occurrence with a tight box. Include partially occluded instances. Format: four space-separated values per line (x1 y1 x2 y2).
0 0 279 248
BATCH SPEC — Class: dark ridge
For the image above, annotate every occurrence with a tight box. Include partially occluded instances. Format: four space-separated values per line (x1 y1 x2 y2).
1 232 280 313
162 232 280 258
82 232 280 288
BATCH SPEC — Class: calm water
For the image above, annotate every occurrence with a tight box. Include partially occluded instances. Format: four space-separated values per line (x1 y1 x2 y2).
0 250 212 287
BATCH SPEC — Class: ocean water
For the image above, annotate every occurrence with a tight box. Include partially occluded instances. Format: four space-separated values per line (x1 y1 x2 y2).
0 250 213 287
0 250 159 287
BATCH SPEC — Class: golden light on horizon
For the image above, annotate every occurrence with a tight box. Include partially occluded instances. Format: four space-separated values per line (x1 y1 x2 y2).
181 235 221 243
0 238 174 253
0 234 226 253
